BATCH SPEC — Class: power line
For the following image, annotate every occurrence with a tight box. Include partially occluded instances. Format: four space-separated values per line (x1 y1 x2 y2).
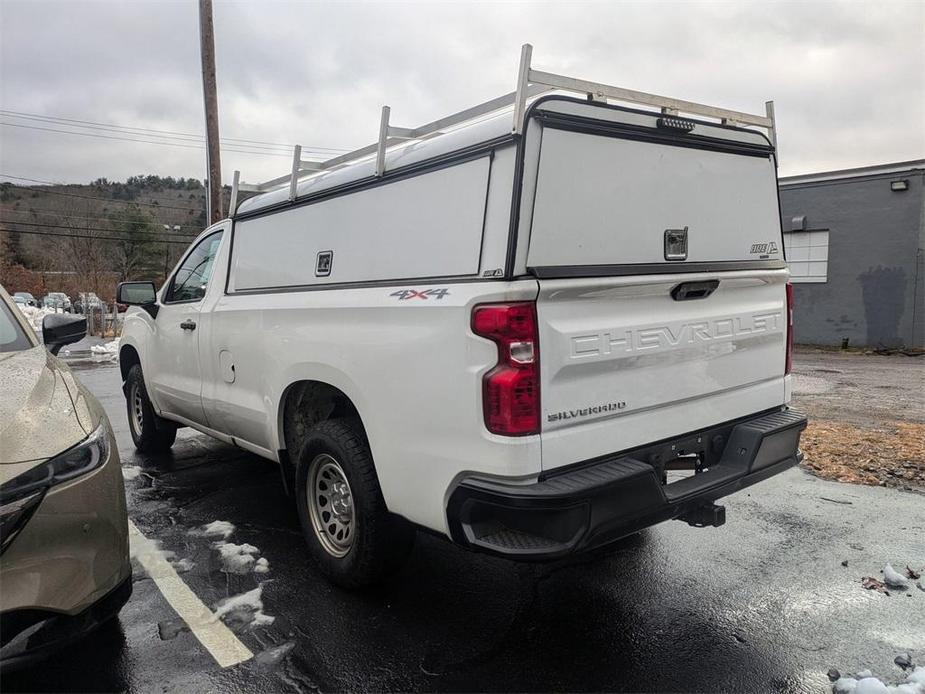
0 121 300 158
2 228 192 245
0 109 350 154
0 178 206 213
0 207 201 229
3 111 285 152
2 220 197 240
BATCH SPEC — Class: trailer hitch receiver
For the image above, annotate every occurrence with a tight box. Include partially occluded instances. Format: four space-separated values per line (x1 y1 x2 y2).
679 503 726 528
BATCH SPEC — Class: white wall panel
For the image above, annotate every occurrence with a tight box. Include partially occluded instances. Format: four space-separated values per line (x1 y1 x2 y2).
230 157 490 291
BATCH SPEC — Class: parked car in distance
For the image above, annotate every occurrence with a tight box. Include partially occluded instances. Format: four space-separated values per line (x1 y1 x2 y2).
42 292 72 312
0 285 131 670
118 53 806 589
12 292 36 307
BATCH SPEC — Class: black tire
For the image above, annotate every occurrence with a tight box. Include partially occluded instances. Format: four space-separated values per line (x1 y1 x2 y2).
295 418 414 588
125 364 177 453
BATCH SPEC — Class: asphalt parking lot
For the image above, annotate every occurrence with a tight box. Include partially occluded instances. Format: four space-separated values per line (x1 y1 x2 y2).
5 352 924 693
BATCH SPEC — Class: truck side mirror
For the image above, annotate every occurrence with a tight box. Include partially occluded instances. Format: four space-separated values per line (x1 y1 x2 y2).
117 282 159 318
42 314 86 355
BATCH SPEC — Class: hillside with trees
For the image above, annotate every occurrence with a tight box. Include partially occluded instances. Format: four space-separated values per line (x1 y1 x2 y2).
0 175 219 302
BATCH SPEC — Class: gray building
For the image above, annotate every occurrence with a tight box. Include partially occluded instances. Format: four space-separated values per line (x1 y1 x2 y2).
778 160 924 349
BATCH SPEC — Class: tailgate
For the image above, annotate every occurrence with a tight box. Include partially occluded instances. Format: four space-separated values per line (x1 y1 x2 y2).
536 270 789 470
520 99 789 471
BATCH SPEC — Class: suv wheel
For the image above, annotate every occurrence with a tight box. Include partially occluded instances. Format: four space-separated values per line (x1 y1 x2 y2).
125 364 177 452
295 418 413 588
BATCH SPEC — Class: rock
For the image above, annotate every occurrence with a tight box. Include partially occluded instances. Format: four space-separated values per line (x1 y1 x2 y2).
828 668 841 682
842 560 849 567
894 654 913 670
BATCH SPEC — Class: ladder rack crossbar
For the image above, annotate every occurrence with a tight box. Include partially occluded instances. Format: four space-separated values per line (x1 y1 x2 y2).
231 44 776 213
527 69 773 129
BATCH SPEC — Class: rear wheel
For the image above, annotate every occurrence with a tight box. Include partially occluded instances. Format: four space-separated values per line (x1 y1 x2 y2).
125 364 177 453
295 419 413 588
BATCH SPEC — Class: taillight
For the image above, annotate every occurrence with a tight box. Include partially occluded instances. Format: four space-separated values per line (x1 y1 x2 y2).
471 302 540 436
785 282 794 375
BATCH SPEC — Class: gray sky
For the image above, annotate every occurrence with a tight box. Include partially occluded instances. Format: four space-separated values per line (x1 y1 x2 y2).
1 0 923 185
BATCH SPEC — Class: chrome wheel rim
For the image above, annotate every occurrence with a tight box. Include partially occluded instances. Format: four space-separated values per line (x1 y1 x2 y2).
130 383 144 437
307 454 355 557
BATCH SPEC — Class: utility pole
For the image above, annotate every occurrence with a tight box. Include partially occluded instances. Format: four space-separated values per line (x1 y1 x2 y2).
199 0 222 224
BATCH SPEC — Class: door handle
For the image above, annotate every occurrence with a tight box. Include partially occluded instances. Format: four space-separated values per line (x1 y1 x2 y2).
180 320 197 331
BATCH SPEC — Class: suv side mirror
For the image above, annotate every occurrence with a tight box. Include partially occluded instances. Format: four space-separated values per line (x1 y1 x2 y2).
117 281 159 318
42 314 86 355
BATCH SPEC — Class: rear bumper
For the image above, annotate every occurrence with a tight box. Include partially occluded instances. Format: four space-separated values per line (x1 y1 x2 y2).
447 408 807 560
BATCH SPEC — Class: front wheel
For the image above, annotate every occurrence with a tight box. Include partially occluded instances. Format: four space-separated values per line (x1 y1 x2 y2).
125 364 177 453
295 419 413 588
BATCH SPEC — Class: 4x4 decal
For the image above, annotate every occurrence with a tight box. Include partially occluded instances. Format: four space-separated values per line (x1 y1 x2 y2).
390 288 450 301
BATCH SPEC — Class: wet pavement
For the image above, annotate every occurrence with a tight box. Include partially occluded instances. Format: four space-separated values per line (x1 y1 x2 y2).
5 357 925 693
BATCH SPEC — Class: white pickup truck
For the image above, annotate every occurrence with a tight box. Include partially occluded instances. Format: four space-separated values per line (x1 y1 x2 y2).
118 48 806 587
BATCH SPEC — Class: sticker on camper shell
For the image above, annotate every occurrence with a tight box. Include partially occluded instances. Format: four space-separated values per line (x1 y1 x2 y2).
390 288 450 301
749 241 779 255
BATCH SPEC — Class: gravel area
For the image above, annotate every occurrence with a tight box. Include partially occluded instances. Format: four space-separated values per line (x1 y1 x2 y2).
792 348 925 490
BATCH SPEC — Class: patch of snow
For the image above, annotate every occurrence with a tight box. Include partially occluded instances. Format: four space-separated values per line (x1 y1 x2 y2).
129 532 175 564
214 585 275 629
90 338 120 359
254 557 270 573
122 466 142 481
882 564 909 588
855 678 889 694
908 667 925 686
192 520 235 539
834 677 858 693
892 684 924 694
212 541 261 574
830 664 925 694
172 558 195 573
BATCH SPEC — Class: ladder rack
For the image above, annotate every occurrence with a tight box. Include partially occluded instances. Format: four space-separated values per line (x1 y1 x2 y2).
230 44 776 215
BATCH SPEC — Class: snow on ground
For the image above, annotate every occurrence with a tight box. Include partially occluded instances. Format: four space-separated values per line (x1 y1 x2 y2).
212 541 262 574
90 337 120 358
15 304 59 333
883 564 910 588
129 532 176 565
190 521 271 574
214 585 275 628
192 520 236 539
129 530 198 575
832 664 925 694
173 558 195 573
122 466 143 481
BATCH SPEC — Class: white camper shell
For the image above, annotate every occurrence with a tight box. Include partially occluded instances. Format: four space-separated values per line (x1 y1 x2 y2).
119 46 806 587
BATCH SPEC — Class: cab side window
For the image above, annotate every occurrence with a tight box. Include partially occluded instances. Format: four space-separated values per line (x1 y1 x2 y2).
165 231 223 303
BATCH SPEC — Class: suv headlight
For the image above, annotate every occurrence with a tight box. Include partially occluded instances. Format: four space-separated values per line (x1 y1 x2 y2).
0 424 110 554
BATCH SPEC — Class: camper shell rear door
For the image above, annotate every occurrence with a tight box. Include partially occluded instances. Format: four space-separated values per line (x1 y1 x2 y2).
517 98 790 472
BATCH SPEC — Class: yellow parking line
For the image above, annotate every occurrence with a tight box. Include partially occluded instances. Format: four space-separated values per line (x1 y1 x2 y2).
127 519 253 668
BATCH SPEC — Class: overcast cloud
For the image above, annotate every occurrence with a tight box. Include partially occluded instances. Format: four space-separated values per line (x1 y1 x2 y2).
1 0 923 185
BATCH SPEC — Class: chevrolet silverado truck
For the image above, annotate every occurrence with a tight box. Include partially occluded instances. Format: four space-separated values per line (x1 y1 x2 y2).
117 47 807 587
